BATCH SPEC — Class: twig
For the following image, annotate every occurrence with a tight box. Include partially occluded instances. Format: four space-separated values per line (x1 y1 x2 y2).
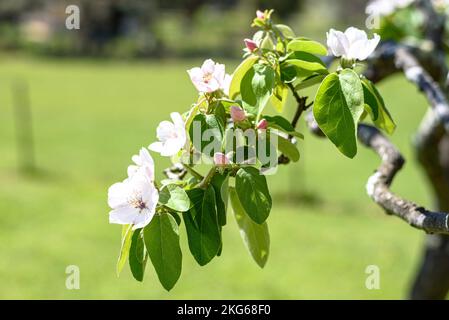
278 84 308 165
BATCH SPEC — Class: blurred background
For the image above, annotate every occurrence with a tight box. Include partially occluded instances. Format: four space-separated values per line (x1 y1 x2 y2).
0 0 436 299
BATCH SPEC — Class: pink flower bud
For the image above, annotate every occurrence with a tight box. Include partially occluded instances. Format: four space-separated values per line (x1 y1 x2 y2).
256 10 265 20
244 39 258 52
230 106 246 122
257 119 268 130
214 152 230 166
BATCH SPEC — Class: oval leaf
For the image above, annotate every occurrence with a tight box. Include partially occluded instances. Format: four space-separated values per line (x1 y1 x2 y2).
276 135 300 162
295 74 326 91
183 187 221 266
235 167 272 224
144 213 182 291
251 63 276 117
275 24 296 38
284 52 328 73
263 115 295 132
229 56 259 99
116 225 133 276
159 184 191 212
313 69 364 158
362 80 379 121
362 79 396 134
211 173 229 227
230 187 270 268
129 229 147 282
270 84 289 113
287 39 328 56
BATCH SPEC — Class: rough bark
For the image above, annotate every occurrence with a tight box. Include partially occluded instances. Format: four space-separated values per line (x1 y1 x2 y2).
409 111 449 299
363 17 449 296
305 115 449 234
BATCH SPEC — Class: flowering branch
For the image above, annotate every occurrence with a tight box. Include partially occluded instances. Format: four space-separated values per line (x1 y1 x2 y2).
106 7 414 291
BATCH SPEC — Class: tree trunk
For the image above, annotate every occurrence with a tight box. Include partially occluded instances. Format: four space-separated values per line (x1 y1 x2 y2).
410 133 449 300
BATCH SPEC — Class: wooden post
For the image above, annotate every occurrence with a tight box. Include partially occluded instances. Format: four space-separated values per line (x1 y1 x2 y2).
12 79 36 173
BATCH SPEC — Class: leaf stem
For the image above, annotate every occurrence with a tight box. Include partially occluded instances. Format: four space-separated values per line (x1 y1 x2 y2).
184 164 204 180
198 167 217 189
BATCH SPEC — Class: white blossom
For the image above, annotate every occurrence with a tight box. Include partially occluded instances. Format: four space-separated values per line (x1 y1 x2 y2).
127 147 155 181
327 27 380 61
187 59 231 94
149 112 187 157
108 166 159 230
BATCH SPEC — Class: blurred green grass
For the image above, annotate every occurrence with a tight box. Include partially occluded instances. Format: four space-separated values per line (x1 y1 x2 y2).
0 56 437 299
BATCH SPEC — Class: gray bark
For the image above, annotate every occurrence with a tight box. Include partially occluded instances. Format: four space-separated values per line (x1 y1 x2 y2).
410 111 449 299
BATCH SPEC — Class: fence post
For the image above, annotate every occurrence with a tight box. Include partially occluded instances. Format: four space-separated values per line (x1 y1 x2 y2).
12 79 36 173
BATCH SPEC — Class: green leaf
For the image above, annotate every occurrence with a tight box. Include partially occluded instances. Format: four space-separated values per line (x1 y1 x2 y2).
129 229 147 282
260 34 275 50
276 135 300 162
295 74 327 91
229 55 259 99
240 66 257 114
263 115 295 132
230 187 270 268
275 24 296 38
214 103 227 135
189 114 223 157
362 80 379 121
284 52 328 73
242 64 276 116
116 224 133 277
159 184 191 212
183 187 221 266
287 39 328 56
362 79 396 134
280 64 297 83
313 69 364 158
184 188 204 221
211 173 229 227
285 59 327 74
262 115 303 139
235 167 272 224
144 213 182 291
270 83 289 113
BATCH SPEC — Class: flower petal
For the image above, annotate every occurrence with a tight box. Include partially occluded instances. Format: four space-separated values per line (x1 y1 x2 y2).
108 182 130 208
170 112 185 129
201 59 216 74
160 138 184 157
156 121 176 141
132 208 156 230
148 141 164 153
327 29 349 58
109 206 139 225
344 27 368 46
349 34 380 60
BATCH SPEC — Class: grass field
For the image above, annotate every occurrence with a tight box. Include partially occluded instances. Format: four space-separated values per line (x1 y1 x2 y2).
0 56 439 299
